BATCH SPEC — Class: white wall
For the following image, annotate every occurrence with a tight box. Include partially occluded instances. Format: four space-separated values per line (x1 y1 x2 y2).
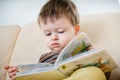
0 0 120 26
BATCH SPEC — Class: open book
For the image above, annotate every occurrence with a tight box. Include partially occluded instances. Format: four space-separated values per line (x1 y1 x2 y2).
14 32 118 80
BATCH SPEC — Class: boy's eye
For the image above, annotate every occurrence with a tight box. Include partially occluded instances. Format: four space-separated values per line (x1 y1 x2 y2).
58 31 65 33
45 33 51 36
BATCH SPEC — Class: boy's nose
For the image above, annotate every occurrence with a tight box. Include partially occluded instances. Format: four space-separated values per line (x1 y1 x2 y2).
52 34 59 40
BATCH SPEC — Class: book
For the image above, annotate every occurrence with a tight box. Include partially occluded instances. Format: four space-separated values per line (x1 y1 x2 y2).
14 32 118 80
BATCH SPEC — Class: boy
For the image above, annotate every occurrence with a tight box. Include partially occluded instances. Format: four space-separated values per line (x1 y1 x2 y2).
4 0 107 80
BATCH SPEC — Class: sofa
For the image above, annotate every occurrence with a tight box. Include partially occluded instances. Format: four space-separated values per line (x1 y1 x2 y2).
0 12 120 80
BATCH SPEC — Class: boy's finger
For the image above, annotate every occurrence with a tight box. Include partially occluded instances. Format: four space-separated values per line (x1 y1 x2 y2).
88 45 94 49
9 66 17 68
10 78 15 80
8 67 18 73
11 78 16 80
4 65 17 70
88 44 96 50
9 71 17 78
4 65 9 70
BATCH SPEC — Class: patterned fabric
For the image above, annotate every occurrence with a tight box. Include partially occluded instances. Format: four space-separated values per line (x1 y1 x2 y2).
38 52 59 64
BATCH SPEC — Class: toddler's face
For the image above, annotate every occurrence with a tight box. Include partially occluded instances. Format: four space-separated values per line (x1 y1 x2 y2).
41 17 79 53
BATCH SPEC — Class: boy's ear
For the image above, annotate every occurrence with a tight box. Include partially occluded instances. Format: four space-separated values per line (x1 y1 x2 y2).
74 25 80 35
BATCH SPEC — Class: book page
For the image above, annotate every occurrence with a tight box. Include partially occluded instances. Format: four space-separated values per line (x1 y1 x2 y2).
55 32 92 65
14 63 66 80
16 63 54 76
15 69 66 80
57 49 118 76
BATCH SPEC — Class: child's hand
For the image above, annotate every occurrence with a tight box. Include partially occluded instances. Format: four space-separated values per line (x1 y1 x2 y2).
88 44 97 50
4 65 19 80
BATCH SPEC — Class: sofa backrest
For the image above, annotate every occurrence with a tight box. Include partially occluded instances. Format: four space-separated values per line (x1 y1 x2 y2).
9 22 50 65
80 12 120 67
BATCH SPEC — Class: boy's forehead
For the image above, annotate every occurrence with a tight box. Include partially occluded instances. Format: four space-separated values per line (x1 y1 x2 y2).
41 17 74 31
40 17 72 27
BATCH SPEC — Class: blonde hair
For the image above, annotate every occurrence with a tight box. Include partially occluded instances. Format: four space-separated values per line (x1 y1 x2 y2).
38 0 80 26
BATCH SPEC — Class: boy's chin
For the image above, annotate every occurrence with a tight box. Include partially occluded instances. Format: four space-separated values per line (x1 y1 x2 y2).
52 48 61 54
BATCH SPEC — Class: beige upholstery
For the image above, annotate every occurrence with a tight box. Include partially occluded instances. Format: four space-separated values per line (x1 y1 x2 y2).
10 22 50 65
0 12 120 80
0 25 21 80
80 13 120 67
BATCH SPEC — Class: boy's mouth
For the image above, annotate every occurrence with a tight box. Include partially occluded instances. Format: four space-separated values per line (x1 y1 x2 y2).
52 43 60 47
